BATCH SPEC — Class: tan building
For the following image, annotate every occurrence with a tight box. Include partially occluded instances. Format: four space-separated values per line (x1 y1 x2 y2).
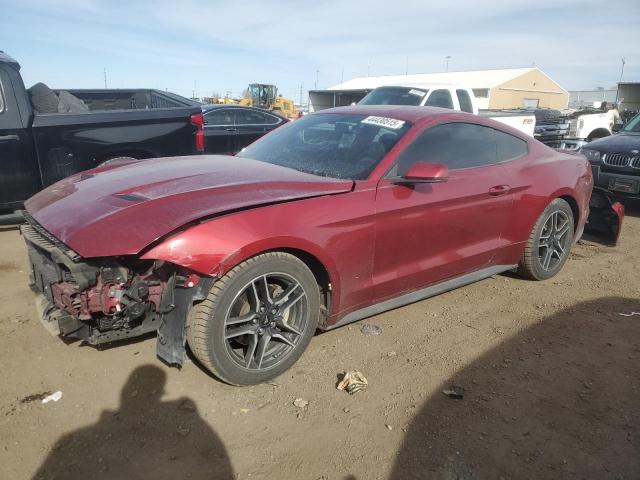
309 67 568 111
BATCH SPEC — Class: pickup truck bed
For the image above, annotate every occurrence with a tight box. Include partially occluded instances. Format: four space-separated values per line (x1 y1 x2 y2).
0 51 204 215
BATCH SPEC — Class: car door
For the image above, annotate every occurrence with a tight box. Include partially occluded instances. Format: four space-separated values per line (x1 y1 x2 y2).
372 121 518 299
0 65 39 211
203 107 237 154
235 108 283 150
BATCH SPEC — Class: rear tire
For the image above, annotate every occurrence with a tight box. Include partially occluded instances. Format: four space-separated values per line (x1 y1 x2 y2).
517 199 574 281
187 252 320 385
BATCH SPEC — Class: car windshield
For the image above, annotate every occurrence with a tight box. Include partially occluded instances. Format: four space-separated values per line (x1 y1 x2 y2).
359 87 428 106
237 113 411 180
622 113 640 133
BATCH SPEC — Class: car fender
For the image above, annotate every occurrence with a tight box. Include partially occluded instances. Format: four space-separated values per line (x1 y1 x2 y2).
139 190 379 318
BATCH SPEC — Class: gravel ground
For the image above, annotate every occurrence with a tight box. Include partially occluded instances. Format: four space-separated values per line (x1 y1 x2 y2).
0 204 638 480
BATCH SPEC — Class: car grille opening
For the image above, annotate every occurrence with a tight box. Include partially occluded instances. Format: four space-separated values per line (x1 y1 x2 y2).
602 153 636 168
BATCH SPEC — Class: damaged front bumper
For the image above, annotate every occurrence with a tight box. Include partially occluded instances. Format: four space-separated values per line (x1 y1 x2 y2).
21 217 213 366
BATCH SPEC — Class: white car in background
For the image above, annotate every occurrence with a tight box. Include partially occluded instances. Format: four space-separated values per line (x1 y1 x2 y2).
359 85 536 137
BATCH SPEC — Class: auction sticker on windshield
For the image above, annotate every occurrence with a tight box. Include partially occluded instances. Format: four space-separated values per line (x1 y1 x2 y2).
361 116 406 130
408 89 426 97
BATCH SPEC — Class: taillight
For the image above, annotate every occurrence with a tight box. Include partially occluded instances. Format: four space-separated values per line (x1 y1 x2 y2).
190 113 205 152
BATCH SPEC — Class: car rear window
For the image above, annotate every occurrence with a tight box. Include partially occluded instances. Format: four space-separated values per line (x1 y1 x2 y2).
359 87 428 106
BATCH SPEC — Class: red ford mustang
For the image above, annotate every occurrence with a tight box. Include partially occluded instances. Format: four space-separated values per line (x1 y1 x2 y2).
22 105 594 385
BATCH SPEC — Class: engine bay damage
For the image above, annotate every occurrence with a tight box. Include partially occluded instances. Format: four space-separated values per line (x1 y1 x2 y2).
21 222 212 366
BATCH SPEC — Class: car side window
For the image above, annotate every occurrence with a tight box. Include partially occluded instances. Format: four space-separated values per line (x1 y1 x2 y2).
204 109 234 126
236 109 280 125
495 129 528 161
425 89 454 109
456 89 474 113
395 122 499 174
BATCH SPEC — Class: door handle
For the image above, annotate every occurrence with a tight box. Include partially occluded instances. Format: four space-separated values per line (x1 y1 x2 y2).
225 128 237 132
0 134 20 142
488 185 511 196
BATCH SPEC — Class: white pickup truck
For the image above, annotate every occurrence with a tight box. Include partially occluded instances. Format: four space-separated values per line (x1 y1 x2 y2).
551 109 613 150
358 85 536 136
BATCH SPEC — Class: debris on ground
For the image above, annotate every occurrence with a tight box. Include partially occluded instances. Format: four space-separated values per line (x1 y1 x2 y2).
293 398 309 409
20 391 52 404
442 385 465 399
385 424 393 431
41 391 63 404
360 324 383 336
336 371 368 395
618 311 640 317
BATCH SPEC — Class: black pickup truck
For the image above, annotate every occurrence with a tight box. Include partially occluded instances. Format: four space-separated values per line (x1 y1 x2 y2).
0 51 205 220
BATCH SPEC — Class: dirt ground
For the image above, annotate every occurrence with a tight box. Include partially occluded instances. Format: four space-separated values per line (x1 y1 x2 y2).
0 205 638 480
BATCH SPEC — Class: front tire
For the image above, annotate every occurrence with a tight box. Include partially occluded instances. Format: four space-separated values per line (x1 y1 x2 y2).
187 252 320 385
517 199 574 280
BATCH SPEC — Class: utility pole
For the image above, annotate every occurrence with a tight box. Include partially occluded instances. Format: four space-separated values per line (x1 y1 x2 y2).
619 57 627 83
299 82 304 106
615 57 627 104
445 56 451 72
405 56 409 75
103 68 107 88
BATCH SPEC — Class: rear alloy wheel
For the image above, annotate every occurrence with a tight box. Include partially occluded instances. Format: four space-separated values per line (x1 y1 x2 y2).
518 199 574 280
187 252 320 385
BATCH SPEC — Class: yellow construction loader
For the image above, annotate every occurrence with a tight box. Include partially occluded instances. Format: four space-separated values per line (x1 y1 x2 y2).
202 84 299 119
242 84 299 119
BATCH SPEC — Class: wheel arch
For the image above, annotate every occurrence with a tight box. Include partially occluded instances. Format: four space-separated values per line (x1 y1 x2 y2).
143 234 342 319
558 194 579 233
587 128 610 141
208 244 337 326
267 247 333 325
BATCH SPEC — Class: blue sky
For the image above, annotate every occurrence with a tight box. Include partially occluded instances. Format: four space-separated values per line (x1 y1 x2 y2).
1 0 638 101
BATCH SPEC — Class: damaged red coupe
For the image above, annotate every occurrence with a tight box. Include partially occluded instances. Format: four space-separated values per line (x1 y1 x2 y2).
23 105 599 385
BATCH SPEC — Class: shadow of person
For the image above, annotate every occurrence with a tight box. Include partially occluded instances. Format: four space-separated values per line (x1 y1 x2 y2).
34 365 234 480
391 297 640 480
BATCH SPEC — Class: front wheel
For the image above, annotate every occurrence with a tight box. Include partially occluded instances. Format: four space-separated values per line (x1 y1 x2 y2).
187 252 320 385
517 199 574 280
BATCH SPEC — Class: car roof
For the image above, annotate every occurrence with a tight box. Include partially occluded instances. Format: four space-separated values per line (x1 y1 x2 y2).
315 105 467 123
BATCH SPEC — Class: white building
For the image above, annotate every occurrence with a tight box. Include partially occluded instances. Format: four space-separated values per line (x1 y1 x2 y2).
309 67 568 112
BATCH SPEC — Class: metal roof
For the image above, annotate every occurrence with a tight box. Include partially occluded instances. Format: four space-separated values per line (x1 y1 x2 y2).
328 67 540 91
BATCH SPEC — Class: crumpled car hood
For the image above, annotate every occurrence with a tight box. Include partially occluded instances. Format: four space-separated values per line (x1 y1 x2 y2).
25 155 353 258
